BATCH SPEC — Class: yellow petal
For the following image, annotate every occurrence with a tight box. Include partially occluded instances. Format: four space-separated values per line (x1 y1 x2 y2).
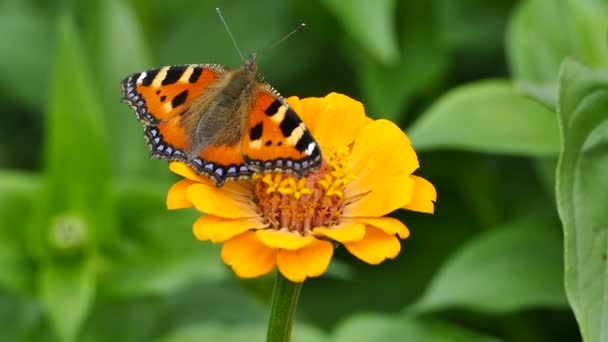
192 214 224 241
355 217 409 239
289 95 321 135
170 162 212 184
343 175 415 217
344 227 401 265
301 93 368 148
403 175 437 214
277 239 334 282
186 183 257 218
286 95 302 111
313 221 365 243
167 179 195 209
221 231 277 278
193 215 268 243
255 229 315 250
348 119 419 194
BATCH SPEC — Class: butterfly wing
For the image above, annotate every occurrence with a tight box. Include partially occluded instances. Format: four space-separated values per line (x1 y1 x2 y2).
122 64 225 124
121 64 322 186
121 64 252 185
241 86 322 176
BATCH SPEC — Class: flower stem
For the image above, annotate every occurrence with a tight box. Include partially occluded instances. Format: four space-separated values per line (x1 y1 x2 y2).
266 272 303 342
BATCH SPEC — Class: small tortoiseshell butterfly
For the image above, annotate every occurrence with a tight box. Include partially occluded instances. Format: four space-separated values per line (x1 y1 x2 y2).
121 54 322 186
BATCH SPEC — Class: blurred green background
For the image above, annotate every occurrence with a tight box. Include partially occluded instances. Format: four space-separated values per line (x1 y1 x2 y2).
2 0 608 341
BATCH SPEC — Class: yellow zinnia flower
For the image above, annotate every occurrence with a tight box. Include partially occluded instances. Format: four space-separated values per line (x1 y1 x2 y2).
166 93 436 283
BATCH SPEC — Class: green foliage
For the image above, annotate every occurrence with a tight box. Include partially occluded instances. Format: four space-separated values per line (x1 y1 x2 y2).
556 59 608 342
323 0 399 65
331 314 499 342
408 80 560 155
0 1 52 111
0 0 606 341
160 322 327 342
410 218 567 314
507 0 608 82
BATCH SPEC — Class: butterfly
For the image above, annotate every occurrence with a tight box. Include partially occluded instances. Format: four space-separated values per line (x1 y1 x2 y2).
121 54 322 186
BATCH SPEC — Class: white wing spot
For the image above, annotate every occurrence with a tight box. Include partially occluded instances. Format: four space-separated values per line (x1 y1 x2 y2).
179 67 194 83
249 139 263 150
286 123 305 146
136 72 147 84
152 67 169 88
305 142 316 156
271 105 287 124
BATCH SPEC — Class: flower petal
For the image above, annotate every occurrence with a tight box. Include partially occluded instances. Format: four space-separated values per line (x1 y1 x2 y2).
221 231 277 278
186 183 257 218
344 227 401 265
297 93 367 148
277 239 334 282
348 119 419 194
167 179 195 209
343 175 415 217
170 162 213 184
255 229 315 250
192 214 223 241
355 217 409 239
287 95 317 133
193 215 268 243
286 96 314 130
403 175 437 213
313 221 365 243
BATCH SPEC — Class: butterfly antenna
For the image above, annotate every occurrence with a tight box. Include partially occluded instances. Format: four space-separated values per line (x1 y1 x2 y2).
258 23 306 59
216 8 245 61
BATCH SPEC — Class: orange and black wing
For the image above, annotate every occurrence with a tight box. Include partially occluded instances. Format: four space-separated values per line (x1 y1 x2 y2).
121 64 251 185
241 87 322 177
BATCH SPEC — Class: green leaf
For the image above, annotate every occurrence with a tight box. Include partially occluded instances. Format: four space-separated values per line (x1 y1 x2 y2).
40 259 96 342
331 313 499 342
322 0 399 65
31 14 112 341
533 158 558 198
300 185 483 329
0 223 31 295
30 12 116 257
100 238 225 299
159 322 327 342
100 249 224 298
409 218 567 314
80 297 167 342
0 171 39 294
556 58 608 342
507 0 608 82
356 2 448 120
407 80 560 156
435 0 512 55
88 0 165 179
514 81 558 110
103 181 225 298
81 279 272 341
0 292 43 342
0 1 52 111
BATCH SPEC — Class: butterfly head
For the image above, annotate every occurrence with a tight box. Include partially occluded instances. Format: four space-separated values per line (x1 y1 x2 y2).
244 53 258 74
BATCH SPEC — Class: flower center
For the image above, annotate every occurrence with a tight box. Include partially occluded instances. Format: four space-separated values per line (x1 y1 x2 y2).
252 145 354 236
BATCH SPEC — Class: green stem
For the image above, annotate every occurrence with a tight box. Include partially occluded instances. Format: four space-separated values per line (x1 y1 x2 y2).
266 272 303 342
